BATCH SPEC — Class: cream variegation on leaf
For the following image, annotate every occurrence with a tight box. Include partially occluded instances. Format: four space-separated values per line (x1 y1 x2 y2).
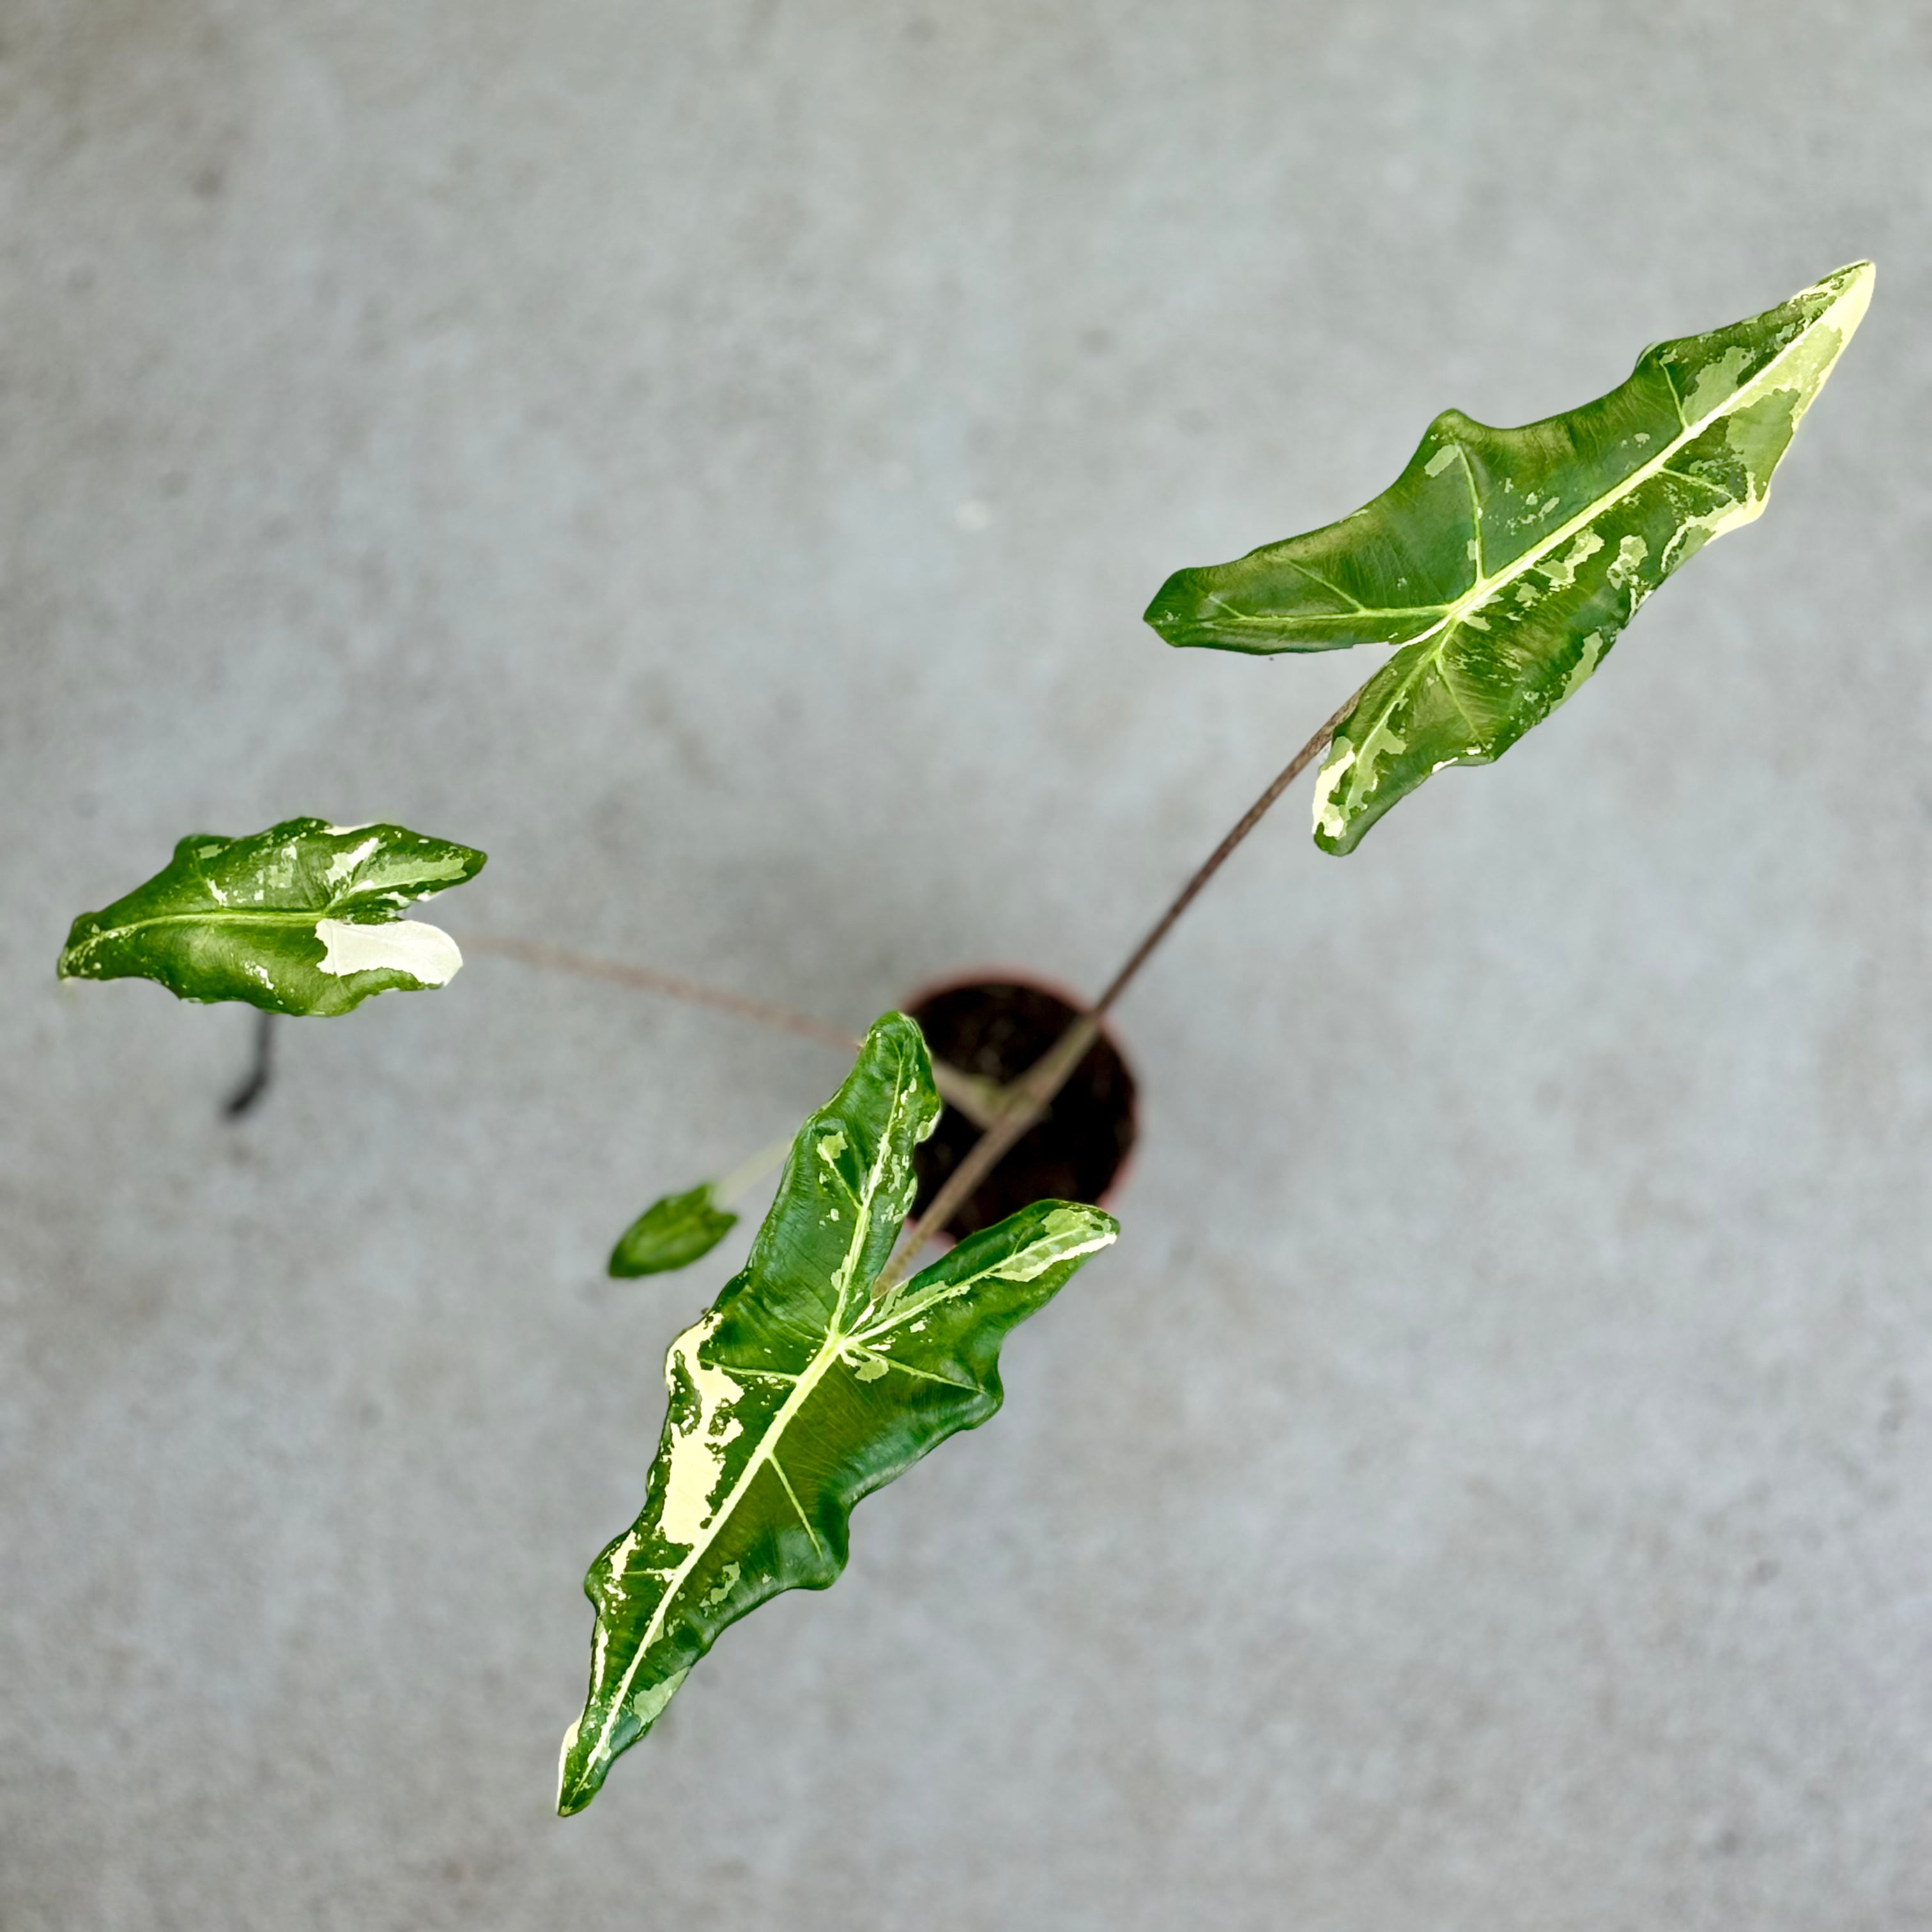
1144 262 1873 852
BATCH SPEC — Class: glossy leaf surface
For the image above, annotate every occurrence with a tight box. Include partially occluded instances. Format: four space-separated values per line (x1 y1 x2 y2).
559 1012 1117 1814
608 1185 738 1278
1144 263 1873 853
57 818 486 1015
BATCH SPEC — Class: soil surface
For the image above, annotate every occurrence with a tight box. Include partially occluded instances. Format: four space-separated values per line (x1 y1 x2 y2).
907 978 1137 1239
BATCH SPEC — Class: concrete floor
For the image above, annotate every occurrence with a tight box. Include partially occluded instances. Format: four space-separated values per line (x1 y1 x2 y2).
4 3 1929 1926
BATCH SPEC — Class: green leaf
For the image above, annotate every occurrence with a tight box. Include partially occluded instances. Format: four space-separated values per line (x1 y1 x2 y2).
558 1011 1117 1814
608 1185 739 1278
1144 262 1874 854
57 817 487 1016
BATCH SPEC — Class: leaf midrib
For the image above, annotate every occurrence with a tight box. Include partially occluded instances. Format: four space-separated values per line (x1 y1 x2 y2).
62 904 413 963
588 1330 847 1763
1234 282 1851 667
1409 296 1844 652
585 1059 916 1771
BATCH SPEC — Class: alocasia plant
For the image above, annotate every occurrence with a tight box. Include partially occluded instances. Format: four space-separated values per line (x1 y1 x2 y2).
56 259 1870 1817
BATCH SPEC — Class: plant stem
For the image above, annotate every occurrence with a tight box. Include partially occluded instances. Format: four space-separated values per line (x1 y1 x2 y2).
464 931 1004 1126
876 691 1355 1289
461 933 858 1051
713 1137 797 1205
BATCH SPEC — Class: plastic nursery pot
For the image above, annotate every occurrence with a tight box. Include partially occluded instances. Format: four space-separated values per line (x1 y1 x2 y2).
904 974 1138 1241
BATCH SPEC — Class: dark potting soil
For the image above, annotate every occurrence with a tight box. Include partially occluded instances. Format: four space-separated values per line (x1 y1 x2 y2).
907 979 1137 1239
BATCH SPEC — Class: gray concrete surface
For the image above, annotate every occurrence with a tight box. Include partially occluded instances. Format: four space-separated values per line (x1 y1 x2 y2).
4 3 1929 1926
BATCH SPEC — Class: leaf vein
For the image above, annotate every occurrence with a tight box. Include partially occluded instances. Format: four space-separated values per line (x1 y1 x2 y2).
769 1454 825 1559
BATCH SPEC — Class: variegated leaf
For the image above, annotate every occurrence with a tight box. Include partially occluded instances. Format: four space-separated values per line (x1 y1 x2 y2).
559 1011 1117 1814
1144 262 1873 853
57 817 486 1016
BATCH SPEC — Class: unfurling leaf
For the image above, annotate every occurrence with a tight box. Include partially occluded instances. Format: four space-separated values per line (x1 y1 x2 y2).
57 818 486 1016
558 1012 1117 1814
608 1185 738 1278
1144 261 1873 854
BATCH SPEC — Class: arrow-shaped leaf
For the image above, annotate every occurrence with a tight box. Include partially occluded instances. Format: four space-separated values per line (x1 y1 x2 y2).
1144 261 1873 853
57 817 486 1016
559 1011 1117 1814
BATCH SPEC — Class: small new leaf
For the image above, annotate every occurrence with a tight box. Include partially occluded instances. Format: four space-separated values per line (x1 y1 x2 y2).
559 1012 1117 1814
57 818 487 1016
1144 262 1873 853
608 1185 739 1278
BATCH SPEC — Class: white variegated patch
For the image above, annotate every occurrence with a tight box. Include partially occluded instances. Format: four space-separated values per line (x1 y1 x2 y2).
313 916 462 985
656 1312 750 1548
